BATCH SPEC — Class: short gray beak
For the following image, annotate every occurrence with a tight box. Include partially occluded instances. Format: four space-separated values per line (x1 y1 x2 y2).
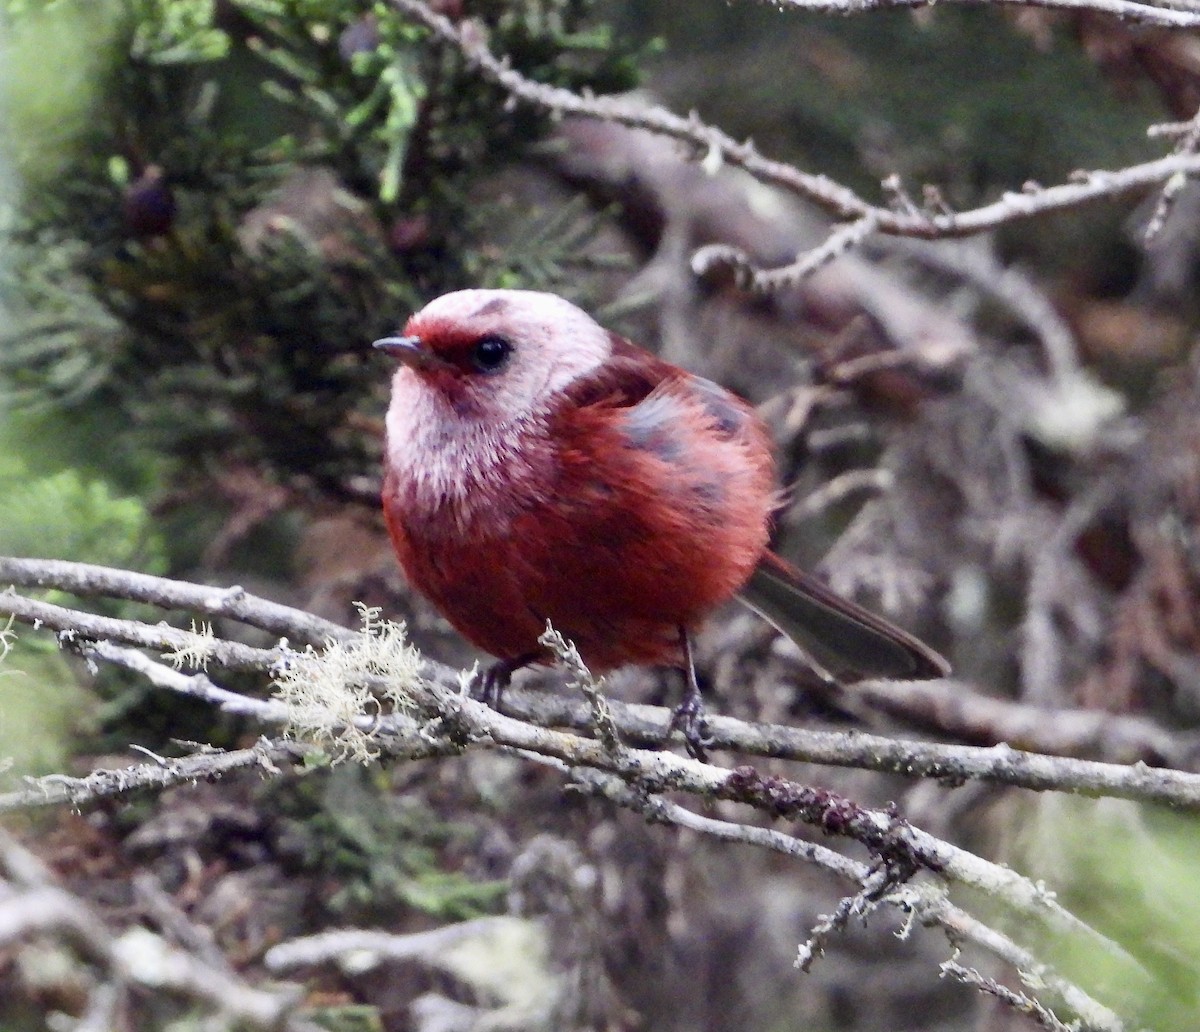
372 335 450 371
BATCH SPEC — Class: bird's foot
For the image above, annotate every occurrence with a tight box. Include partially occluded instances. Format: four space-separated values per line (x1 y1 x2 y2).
668 627 713 760
470 652 540 711
667 693 712 761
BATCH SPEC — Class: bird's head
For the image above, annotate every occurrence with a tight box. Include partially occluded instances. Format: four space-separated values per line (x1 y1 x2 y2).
374 289 612 421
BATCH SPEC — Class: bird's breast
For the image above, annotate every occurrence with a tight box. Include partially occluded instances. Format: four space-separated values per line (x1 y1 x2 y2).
384 383 549 533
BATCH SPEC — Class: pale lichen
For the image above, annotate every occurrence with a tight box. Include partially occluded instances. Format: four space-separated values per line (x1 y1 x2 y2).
162 620 217 671
270 603 422 762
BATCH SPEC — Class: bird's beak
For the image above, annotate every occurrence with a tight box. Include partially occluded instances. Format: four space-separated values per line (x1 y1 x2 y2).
372 335 451 372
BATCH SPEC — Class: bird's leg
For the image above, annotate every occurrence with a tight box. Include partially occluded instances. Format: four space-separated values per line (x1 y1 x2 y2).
473 651 541 711
667 628 712 760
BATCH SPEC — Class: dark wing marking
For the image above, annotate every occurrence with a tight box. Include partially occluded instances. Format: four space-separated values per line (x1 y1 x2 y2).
688 375 750 438
620 392 688 463
561 333 762 480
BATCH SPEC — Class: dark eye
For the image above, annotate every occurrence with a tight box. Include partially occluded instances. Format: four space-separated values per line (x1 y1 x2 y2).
471 335 513 373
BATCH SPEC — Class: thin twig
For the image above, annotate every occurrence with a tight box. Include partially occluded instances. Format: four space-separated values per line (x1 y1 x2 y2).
540 623 623 752
691 215 881 291
0 556 354 646
1143 103 1200 243
0 589 279 669
570 767 1128 1032
942 959 1075 1032
760 0 1200 28
0 738 303 812
391 0 1200 239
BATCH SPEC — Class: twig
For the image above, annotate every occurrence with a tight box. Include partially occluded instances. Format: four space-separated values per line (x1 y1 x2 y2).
87 640 293 718
390 0 1200 239
1143 103 1200 243
539 623 622 752
0 589 279 669
760 0 1200 28
0 556 354 646
691 215 881 291
0 738 306 812
942 959 1075 1032
570 768 1128 1032
499 688 1200 808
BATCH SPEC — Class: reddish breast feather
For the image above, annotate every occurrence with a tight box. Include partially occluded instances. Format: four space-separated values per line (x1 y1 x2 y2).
382 335 777 672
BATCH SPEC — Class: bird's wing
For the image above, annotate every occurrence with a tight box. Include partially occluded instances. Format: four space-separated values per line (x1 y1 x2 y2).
560 335 949 681
563 333 759 434
557 332 679 410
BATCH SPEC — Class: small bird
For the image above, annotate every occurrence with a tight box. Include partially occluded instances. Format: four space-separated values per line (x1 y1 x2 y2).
376 289 948 747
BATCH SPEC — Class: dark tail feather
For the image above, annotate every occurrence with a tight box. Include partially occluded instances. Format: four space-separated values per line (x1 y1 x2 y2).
739 551 949 680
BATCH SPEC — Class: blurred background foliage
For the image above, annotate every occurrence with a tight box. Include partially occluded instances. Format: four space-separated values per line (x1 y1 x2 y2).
2 1 1200 1031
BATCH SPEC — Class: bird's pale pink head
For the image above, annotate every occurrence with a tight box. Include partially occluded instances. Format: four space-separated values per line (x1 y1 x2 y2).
376 289 613 420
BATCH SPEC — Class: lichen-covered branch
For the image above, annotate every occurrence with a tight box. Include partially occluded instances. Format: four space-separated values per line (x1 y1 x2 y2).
4 558 1200 808
0 557 1165 1028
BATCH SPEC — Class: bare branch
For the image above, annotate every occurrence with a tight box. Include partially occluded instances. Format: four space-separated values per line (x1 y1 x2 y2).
1141 104 1200 243
0 594 1130 971
390 0 1200 239
3 570 1200 811
88 641 294 718
0 577 1159 1027
942 960 1076 1032
0 738 301 813
540 622 623 753
691 215 881 291
571 768 1127 1032
0 556 354 646
760 0 1200 28
0 589 280 669
499 688 1200 809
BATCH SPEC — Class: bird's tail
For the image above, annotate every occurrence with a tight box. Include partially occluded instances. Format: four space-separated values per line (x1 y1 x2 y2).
738 550 949 681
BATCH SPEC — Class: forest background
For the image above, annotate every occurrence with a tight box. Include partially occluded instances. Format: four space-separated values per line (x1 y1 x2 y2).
3 1 1200 1030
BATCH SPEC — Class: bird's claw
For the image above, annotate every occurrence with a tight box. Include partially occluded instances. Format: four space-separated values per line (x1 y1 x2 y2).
471 651 542 712
471 662 508 710
668 695 712 761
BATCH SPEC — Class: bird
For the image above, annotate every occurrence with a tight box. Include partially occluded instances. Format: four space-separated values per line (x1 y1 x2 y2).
375 289 948 749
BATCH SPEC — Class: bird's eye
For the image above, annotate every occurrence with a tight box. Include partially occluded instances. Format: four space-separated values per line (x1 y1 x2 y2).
471 335 512 374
